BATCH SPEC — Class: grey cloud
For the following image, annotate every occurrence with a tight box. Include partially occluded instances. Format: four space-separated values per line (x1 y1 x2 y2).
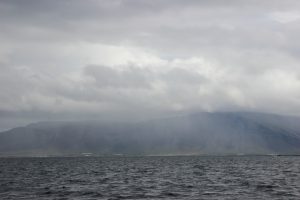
162 68 206 85
2 0 300 49
83 65 207 89
1 0 300 129
84 65 153 89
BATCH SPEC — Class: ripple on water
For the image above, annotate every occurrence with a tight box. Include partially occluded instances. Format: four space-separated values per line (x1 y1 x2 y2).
0 156 299 199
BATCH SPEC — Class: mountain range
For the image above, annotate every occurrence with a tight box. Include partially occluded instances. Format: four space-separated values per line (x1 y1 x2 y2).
1 112 300 156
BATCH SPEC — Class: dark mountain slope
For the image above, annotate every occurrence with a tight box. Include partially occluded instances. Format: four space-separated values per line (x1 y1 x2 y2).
0 112 300 156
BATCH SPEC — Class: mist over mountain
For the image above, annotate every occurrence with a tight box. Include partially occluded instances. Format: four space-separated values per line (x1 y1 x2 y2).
0 112 300 156
1 1 300 157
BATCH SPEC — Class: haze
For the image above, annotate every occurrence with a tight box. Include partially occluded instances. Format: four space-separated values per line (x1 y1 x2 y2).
1 0 300 130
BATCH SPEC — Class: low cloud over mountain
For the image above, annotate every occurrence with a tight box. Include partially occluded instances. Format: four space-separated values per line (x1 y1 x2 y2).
1 1 300 130
1 112 300 156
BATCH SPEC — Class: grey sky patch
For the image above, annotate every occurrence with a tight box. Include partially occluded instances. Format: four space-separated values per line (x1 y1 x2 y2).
0 0 300 129
84 65 153 89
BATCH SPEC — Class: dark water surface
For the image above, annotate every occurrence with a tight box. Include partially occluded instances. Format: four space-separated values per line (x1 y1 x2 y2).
0 156 299 199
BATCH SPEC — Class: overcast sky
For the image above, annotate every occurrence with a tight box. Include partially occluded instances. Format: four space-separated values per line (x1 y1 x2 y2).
1 0 300 129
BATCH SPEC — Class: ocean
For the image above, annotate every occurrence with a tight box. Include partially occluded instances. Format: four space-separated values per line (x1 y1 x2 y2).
0 156 299 199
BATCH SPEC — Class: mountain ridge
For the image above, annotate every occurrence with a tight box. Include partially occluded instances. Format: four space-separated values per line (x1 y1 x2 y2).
1 112 300 156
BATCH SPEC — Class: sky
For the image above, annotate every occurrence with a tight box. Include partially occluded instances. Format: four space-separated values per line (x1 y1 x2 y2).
1 0 300 130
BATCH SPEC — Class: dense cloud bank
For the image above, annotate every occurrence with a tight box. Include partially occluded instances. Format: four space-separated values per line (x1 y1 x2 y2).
1 0 300 129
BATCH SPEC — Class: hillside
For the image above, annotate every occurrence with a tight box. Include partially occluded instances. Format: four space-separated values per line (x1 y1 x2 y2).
0 112 300 156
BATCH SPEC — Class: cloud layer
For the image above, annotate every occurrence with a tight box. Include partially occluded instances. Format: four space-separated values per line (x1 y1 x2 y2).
1 0 300 129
